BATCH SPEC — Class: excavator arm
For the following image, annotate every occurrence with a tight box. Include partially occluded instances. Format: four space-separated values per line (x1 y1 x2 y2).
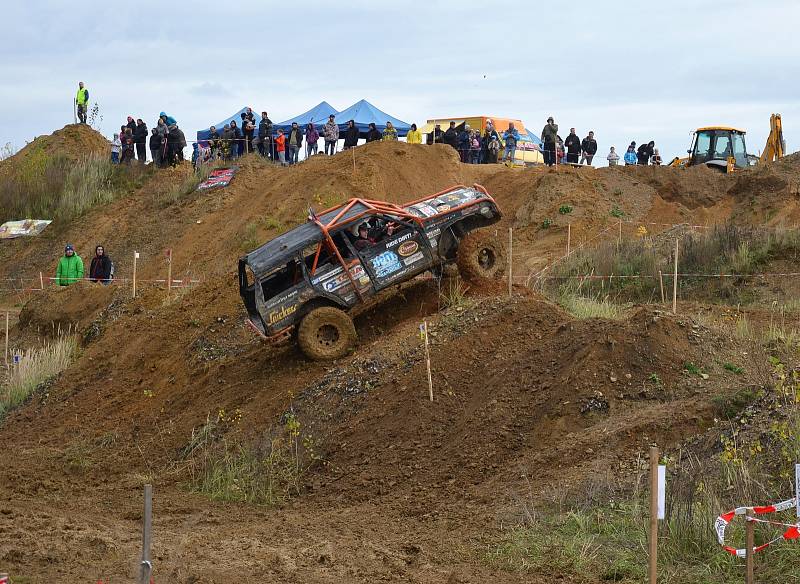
760 114 785 163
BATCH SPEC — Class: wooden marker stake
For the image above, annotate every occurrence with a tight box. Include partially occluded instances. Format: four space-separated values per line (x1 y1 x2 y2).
4 311 8 368
423 320 433 402
672 239 679 314
566 223 571 257
139 484 153 584
166 248 173 297
745 509 754 584
649 446 659 584
508 227 513 298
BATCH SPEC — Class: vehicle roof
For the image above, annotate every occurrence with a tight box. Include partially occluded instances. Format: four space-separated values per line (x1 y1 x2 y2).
695 126 746 133
243 185 492 277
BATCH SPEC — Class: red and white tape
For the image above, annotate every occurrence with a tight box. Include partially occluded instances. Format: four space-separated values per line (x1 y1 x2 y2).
715 498 800 557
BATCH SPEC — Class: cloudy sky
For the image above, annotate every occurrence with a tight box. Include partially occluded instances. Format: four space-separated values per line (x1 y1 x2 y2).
2 0 798 164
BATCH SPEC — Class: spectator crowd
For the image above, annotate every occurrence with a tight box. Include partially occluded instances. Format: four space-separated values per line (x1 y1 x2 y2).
74 82 665 169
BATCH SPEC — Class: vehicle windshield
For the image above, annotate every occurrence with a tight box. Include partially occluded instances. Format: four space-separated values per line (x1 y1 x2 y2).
731 132 748 167
693 131 712 164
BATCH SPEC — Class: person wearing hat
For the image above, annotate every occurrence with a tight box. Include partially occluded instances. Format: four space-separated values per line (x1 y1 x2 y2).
541 116 559 166
323 114 339 155
55 244 84 286
354 223 377 251
503 122 520 164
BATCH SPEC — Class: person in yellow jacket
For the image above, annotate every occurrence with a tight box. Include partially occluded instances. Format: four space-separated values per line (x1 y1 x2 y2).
55 243 84 286
75 82 89 124
406 123 422 144
382 121 398 141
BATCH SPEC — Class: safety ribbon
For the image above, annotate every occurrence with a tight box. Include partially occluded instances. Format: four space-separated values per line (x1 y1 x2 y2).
715 498 800 557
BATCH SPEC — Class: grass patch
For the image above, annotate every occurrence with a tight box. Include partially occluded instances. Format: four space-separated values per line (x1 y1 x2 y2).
0 151 150 223
188 411 320 507
558 293 623 320
239 221 262 252
723 362 744 375
713 387 757 418
1 335 78 418
546 224 800 306
438 275 470 310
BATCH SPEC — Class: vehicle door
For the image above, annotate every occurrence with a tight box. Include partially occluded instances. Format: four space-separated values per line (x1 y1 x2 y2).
355 216 433 291
304 234 374 306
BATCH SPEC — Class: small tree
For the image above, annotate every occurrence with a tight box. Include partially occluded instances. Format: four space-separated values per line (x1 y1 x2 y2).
0 142 14 161
88 102 103 130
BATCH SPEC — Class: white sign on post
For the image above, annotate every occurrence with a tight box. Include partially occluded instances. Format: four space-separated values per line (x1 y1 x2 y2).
657 465 666 520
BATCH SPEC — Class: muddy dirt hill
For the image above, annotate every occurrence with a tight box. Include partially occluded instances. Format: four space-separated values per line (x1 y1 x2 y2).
0 134 799 582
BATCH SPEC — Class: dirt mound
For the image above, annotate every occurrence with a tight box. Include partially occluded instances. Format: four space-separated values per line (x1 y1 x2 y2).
17 281 118 338
292 298 748 504
0 124 109 179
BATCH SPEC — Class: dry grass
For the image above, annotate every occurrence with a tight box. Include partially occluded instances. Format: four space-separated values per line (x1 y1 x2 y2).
1 335 78 417
558 293 624 320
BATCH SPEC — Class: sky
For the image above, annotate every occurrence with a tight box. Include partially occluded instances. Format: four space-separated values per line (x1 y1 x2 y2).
2 0 798 165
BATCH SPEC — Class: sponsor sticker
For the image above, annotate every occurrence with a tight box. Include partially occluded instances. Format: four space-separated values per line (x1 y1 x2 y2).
385 232 414 248
322 265 366 292
371 251 402 278
403 251 424 266
265 288 299 309
397 240 419 257
268 303 297 325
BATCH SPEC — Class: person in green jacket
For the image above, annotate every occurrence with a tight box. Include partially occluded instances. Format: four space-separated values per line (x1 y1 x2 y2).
55 243 84 286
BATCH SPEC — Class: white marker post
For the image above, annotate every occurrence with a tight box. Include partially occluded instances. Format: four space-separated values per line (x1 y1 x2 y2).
422 321 433 402
796 463 800 519
133 251 139 298
165 248 173 297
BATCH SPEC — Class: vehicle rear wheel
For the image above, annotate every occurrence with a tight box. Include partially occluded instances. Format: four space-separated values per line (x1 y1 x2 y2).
456 231 506 283
297 306 357 361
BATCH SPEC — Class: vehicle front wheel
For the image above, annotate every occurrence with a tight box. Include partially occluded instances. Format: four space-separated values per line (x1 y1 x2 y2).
297 306 357 361
456 231 506 283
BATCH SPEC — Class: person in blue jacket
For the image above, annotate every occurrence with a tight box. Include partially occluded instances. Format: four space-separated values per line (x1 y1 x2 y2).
503 123 520 163
624 144 638 165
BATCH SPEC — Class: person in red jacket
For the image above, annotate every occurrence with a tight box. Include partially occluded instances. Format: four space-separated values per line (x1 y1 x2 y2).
275 129 287 166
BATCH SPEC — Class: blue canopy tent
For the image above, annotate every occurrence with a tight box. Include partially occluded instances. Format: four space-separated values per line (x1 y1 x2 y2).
274 101 339 132
196 107 257 142
333 99 411 137
520 128 543 148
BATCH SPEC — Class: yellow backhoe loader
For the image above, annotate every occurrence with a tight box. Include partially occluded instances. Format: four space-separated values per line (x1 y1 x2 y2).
669 114 785 172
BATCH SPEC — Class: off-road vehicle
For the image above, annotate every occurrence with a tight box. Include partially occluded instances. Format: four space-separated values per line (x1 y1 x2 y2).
239 184 504 360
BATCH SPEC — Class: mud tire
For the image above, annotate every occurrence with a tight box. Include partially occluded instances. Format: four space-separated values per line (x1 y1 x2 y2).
297 306 357 361
456 231 506 283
